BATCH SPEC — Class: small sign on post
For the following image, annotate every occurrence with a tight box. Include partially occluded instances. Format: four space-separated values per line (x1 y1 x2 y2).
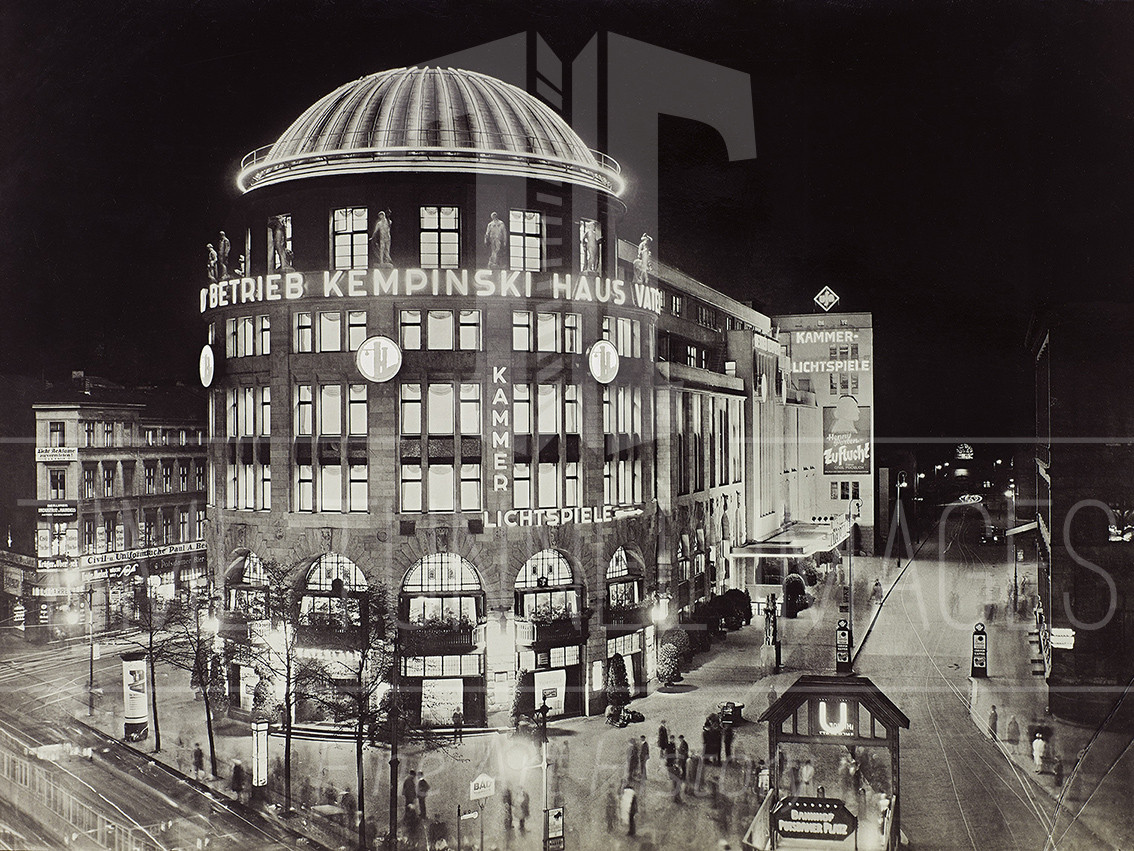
470 773 496 801
835 619 852 674
971 623 988 678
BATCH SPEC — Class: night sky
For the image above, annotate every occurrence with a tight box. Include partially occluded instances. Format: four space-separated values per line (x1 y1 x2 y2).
3 0 1133 443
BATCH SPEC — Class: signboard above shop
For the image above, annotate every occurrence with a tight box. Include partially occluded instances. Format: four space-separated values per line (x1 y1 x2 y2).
36 447 78 463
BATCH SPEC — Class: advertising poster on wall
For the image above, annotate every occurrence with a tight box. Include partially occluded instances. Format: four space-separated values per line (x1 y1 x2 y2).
823 398 871 475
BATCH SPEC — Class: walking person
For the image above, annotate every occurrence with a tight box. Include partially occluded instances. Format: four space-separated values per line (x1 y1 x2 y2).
988 705 999 740
677 734 689 780
799 760 815 796
502 787 514 833
452 707 464 743
518 790 530 833
604 789 618 832
1032 734 1047 773
658 720 670 754
639 736 650 781
626 736 640 782
723 725 735 762
1005 715 1020 750
403 772 417 814
230 760 245 804
193 743 204 780
620 785 638 836
416 772 431 819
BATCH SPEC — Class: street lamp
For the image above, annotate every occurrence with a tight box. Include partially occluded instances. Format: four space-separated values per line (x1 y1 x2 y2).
896 472 908 563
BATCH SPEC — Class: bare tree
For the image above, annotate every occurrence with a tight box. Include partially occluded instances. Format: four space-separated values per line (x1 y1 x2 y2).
164 596 228 778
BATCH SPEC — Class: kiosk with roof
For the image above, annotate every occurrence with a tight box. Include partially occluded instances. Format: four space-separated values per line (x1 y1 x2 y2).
746 676 909 851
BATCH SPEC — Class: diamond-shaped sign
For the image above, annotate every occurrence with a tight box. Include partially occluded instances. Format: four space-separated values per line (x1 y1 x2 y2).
814 286 840 312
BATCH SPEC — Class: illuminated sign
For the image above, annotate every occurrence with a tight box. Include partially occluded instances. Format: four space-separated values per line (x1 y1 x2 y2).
823 402 871 475
588 340 620 384
79 539 206 569
199 345 215 388
482 504 643 529
955 443 974 460
200 269 662 314
36 501 77 518
356 336 402 383
815 699 855 736
774 799 857 841
491 366 511 494
813 287 841 312
35 447 78 463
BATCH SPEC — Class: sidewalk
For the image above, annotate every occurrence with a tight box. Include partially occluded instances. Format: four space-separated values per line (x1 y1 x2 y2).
966 606 1134 851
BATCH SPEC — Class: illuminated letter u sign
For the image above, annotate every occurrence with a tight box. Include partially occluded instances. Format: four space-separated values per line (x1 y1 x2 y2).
818 701 849 735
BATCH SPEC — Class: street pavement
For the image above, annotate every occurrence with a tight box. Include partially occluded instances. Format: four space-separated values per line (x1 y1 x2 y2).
2 522 1130 850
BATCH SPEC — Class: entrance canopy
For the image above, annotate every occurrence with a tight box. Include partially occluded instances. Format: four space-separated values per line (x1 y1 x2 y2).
733 523 848 559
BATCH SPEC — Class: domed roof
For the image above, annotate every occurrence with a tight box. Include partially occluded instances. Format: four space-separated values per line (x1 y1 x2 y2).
238 66 622 196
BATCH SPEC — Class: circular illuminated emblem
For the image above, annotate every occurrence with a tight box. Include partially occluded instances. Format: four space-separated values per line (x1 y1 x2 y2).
199 345 215 388
588 340 620 384
356 336 403 383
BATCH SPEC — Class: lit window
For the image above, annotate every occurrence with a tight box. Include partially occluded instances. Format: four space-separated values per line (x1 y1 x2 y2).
536 313 559 352
564 462 580 508
349 385 367 435
512 311 532 351
426 310 454 350
564 314 581 354
538 463 557 509
460 464 481 511
320 464 342 512
145 464 156 494
419 206 460 269
294 312 313 353
458 310 481 350
295 465 313 512
54 469 70 500
260 463 271 509
536 385 559 434
401 464 422 512
179 463 189 492
332 208 369 270
295 385 313 436
179 510 189 542
318 312 341 352
513 463 531 509
427 465 455 512
319 385 342 436
196 509 206 539
459 384 481 435
513 386 531 434
509 210 542 272
197 463 206 492
565 385 580 433
83 422 94 447
400 310 422 350
49 421 65 447
258 315 271 355
103 422 114 447
400 384 422 435
427 384 455 435
260 387 271 436
348 311 367 351
349 463 367 512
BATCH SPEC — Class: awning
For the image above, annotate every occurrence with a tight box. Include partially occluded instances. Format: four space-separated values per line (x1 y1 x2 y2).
1007 521 1037 536
731 522 849 558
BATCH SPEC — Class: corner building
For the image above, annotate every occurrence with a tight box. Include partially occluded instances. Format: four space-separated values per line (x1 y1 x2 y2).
204 67 670 724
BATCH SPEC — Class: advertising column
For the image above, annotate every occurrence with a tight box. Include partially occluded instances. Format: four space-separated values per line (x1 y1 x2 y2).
121 650 149 741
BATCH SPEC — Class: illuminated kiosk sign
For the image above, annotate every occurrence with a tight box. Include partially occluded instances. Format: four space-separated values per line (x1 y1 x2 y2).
774 799 856 841
200 269 664 314
823 401 871 474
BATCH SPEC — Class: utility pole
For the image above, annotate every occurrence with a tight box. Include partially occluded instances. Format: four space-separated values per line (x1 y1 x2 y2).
87 587 95 717
387 628 400 851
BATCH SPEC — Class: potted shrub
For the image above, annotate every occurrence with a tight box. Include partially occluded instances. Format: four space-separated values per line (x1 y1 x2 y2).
657 644 681 687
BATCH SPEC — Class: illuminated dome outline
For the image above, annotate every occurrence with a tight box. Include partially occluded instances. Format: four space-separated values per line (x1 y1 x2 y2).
238 66 623 196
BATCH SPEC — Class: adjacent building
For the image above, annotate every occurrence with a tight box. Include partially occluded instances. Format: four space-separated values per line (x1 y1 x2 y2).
0 374 207 642
1027 304 1134 728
